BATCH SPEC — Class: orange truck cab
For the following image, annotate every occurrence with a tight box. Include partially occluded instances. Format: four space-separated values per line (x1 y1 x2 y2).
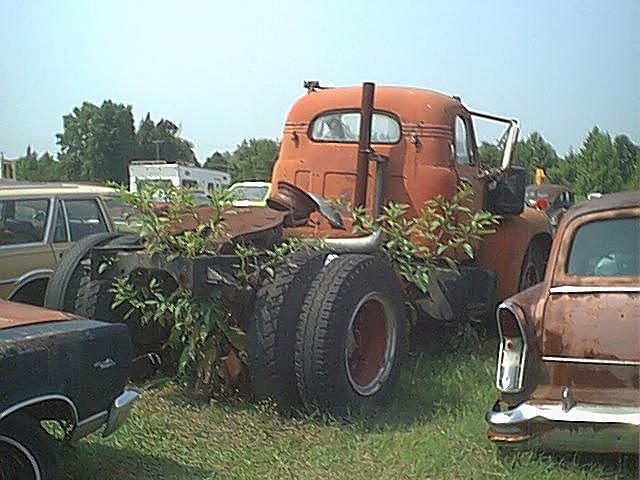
271 82 552 315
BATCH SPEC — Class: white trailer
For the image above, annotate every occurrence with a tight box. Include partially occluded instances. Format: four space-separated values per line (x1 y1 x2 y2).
128 160 230 192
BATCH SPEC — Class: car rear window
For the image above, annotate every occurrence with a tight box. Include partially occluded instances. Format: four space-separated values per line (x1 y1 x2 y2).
309 111 401 143
567 217 639 277
0 199 50 245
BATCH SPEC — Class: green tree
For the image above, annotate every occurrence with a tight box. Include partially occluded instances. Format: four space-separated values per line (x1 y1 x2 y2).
547 148 579 187
15 147 62 181
229 138 279 181
204 151 232 172
614 134 640 190
573 127 623 197
477 142 502 170
134 114 198 166
514 132 559 183
57 101 136 183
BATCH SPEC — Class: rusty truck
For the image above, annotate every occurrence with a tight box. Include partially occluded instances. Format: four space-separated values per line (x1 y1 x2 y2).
44 82 552 414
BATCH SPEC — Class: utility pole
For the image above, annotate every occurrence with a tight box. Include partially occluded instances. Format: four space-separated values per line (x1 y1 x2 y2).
152 140 163 160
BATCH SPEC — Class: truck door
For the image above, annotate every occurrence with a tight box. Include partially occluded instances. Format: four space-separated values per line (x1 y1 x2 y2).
453 115 484 212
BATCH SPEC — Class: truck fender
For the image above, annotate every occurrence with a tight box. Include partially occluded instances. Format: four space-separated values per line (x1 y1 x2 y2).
478 207 552 300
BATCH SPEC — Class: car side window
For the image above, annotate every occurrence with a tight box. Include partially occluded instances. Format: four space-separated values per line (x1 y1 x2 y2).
567 217 639 277
63 199 108 241
455 117 472 165
53 201 68 243
0 198 50 245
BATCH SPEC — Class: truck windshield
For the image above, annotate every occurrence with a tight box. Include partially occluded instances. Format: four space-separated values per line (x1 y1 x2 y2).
567 217 639 277
310 111 401 144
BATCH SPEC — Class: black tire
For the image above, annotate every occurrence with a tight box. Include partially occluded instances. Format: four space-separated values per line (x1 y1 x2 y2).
247 251 326 410
0 413 58 480
518 243 547 291
295 254 408 414
44 232 119 312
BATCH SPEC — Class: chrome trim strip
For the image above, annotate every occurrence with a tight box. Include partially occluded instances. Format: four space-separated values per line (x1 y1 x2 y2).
0 394 79 424
542 355 640 366
7 268 55 298
75 409 108 428
550 285 640 294
486 400 640 426
69 410 109 443
495 301 528 393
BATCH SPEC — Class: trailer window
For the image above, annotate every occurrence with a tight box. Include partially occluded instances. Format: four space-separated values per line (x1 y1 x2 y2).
181 179 199 189
567 217 639 277
310 111 400 143
136 179 173 191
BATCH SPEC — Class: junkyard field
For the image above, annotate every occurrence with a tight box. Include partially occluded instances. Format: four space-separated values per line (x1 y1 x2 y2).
60 334 637 480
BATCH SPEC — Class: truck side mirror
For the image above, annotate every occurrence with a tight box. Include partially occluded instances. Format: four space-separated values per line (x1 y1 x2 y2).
486 166 526 215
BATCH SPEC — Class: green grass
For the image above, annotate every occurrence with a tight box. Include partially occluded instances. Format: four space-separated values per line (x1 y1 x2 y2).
60 331 638 479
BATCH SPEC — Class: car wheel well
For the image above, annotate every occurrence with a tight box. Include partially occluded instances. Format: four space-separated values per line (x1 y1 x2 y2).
530 232 552 259
1 398 78 434
10 277 50 307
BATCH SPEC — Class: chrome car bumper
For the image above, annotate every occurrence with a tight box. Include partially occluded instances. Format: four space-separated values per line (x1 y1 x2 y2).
486 400 640 453
70 390 139 442
103 390 139 437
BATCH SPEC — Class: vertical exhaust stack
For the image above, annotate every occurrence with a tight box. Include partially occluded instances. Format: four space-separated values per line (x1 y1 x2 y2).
354 82 375 208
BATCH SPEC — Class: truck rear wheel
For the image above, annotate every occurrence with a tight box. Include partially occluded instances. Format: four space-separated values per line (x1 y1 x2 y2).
0 413 58 480
43 232 118 312
74 274 173 378
295 255 408 414
247 252 326 410
518 243 547 291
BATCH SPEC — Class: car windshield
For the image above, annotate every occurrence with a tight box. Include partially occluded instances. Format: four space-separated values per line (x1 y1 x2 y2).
525 189 550 200
0 198 50 245
310 111 401 143
231 186 269 201
567 216 640 276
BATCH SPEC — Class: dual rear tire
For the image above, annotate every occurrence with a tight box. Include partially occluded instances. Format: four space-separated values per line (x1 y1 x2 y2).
249 253 408 414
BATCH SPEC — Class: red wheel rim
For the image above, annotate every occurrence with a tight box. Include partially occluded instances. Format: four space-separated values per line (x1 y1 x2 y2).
345 293 397 396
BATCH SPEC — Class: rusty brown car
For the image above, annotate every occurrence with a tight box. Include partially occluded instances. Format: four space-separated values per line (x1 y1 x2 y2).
486 191 639 453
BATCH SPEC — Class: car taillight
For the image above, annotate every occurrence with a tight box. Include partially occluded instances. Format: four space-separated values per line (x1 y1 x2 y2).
496 302 527 393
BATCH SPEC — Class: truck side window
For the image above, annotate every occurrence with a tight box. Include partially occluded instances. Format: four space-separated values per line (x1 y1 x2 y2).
455 117 472 166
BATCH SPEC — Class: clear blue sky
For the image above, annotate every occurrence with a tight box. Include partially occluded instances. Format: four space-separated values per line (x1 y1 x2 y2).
1 0 638 162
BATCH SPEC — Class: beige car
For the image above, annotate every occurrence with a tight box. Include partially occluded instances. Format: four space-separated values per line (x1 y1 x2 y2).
0 180 129 305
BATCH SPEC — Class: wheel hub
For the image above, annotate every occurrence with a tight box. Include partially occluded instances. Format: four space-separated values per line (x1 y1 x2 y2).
345 293 397 396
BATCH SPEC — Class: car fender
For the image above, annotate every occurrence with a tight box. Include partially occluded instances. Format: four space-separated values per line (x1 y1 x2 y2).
478 207 552 300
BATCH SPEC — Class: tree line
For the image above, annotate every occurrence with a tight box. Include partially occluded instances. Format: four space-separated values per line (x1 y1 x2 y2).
478 128 639 197
16 100 279 184
14 99 639 196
